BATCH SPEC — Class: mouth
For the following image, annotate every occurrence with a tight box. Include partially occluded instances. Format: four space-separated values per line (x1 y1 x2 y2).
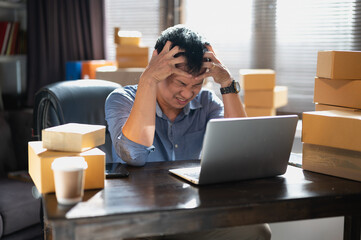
175 97 188 105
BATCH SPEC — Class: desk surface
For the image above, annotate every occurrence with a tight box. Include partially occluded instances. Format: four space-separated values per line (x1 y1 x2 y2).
43 157 361 240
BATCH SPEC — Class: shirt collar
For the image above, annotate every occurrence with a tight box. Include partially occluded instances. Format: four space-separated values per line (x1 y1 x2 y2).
155 102 163 118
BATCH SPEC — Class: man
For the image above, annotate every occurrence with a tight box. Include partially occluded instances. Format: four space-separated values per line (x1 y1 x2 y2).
105 25 271 240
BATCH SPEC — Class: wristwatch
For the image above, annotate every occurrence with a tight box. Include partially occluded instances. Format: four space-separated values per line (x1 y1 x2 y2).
220 80 240 94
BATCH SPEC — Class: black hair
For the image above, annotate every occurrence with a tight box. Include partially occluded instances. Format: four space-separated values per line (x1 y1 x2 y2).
154 25 208 75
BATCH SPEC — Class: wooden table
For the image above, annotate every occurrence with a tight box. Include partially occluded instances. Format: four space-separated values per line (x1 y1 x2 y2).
43 158 361 240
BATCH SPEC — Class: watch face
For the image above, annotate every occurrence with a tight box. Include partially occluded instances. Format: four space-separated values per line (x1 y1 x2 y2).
234 81 240 93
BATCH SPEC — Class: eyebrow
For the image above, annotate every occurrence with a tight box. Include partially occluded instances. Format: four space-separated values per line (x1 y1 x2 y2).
177 79 203 87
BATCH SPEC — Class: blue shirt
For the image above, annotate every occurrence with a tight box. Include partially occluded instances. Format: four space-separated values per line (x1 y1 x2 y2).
105 85 224 166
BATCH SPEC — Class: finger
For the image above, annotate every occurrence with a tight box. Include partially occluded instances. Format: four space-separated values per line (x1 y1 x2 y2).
168 45 185 57
202 62 217 70
173 68 192 78
203 51 220 64
203 52 214 59
194 71 211 81
162 41 173 53
206 44 215 54
151 49 158 57
205 45 222 63
171 55 187 65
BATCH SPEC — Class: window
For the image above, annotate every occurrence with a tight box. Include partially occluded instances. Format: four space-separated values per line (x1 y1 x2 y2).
104 0 161 60
104 0 183 60
274 0 358 113
184 0 253 75
185 0 360 113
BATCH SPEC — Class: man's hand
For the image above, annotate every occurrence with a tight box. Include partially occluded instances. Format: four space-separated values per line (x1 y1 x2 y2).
195 44 232 88
142 41 191 84
195 44 247 118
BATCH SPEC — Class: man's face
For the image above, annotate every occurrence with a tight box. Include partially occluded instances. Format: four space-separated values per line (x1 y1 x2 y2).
157 64 205 113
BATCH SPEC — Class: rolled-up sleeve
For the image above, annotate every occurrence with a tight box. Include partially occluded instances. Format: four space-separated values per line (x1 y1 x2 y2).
105 87 154 166
116 133 155 166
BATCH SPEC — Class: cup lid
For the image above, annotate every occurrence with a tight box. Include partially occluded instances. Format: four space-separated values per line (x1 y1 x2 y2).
51 157 88 171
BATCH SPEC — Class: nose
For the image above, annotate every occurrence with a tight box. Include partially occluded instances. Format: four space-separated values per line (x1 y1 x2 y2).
180 87 194 100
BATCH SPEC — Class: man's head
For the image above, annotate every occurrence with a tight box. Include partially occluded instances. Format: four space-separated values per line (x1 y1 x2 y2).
154 25 208 76
155 25 209 118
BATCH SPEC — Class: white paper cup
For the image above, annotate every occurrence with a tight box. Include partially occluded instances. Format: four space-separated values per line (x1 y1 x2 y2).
51 157 88 205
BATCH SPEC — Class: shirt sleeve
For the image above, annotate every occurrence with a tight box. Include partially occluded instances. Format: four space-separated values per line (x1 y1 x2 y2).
205 90 224 121
105 87 155 166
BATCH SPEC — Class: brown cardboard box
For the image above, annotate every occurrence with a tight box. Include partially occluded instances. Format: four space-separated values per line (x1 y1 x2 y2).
116 37 141 46
116 45 149 68
244 86 288 108
245 107 276 117
117 56 149 68
315 103 360 112
28 141 105 194
239 69 275 90
116 45 148 56
316 51 361 79
314 77 361 109
114 29 141 46
81 60 116 79
42 123 106 152
95 67 144 86
302 110 361 152
302 143 361 182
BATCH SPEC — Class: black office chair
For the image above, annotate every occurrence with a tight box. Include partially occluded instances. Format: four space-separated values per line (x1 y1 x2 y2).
33 79 121 162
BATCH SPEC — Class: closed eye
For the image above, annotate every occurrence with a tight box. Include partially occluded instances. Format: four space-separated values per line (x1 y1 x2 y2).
176 80 187 86
192 81 203 88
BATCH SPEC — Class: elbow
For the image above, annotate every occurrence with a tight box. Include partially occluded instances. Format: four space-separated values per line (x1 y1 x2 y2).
118 144 147 167
124 158 146 167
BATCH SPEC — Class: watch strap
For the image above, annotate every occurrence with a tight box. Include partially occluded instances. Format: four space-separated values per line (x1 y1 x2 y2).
220 80 237 94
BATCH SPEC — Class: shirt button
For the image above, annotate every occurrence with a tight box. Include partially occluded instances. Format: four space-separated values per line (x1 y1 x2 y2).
175 144 178 148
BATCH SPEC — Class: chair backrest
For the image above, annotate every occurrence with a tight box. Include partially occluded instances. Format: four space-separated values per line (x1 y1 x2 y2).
33 79 121 162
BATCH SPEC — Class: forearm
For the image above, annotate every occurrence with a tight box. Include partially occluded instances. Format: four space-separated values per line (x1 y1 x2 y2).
122 75 157 147
222 93 247 118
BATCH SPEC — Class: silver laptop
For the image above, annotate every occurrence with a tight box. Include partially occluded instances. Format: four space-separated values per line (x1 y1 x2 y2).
169 115 298 185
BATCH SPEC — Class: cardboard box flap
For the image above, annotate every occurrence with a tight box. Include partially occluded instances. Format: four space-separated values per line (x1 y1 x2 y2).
239 69 275 75
44 123 105 134
304 110 361 120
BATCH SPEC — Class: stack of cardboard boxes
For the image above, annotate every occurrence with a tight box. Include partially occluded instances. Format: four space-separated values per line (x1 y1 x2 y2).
65 60 117 80
28 123 106 194
81 60 116 79
302 51 361 182
240 69 288 117
114 28 149 68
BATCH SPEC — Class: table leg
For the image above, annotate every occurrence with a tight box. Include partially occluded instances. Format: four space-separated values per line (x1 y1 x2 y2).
44 219 53 240
344 215 361 240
